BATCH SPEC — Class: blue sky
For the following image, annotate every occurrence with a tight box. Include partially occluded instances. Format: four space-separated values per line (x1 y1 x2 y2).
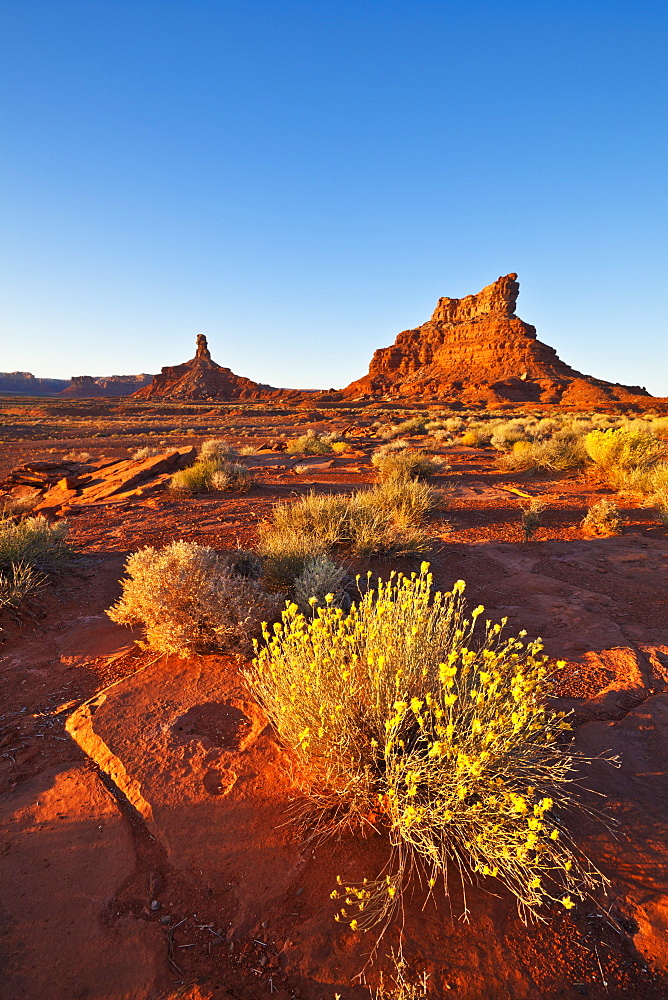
1 1 666 393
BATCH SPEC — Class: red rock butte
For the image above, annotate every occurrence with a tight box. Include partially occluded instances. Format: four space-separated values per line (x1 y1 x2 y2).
133 334 292 401
343 274 652 406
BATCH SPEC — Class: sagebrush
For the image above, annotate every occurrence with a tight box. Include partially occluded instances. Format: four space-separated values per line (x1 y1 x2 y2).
107 540 280 655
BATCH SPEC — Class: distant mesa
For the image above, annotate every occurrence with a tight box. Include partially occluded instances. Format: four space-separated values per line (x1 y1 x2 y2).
133 334 292 401
0 371 153 398
60 374 154 398
342 274 651 406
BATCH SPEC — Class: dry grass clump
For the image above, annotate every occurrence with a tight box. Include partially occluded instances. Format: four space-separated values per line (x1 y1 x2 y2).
258 480 437 576
200 438 237 461
63 450 92 463
581 499 625 535
499 433 587 474
130 446 164 460
0 514 70 612
249 566 604 933
170 458 253 493
107 540 280 655
286 429 343 454
372 448 441 482
378 417 427 440
210 462 254 492
0 562 44 610
0 514 71 573
460 424 492 448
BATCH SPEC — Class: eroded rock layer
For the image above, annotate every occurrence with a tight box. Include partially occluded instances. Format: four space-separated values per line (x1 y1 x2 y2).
343 274 651 405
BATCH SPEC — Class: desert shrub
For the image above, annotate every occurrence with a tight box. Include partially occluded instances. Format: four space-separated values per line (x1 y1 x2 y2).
286 430 334 454
460 424 492 447
170 459 219 493
0 562 44 609
293 554 348 614
372 449 440 482
490 419 534 452
211 462 254 492
581 499 625 535
107 540 280 655
375 955 428 1000
655 490 668 527
200 438 238 461
0 515 71 573
249 566 603 931
379 417 427 440
520 498 545 541
258 480 436 579
63 451 92 463
131 446 163 460
259 528 328 591
499 433 587 474
585 427 665 473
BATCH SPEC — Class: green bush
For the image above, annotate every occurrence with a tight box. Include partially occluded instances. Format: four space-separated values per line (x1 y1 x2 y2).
249 566 603 932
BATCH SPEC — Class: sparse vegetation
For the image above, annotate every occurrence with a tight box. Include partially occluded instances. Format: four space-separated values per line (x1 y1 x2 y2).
249 566 604 932
0 561 44 610
170 457 253 493
107 540 280 655
581 499 625 535
130 446 163 460
286 429 344 454
498 433 587 474
200 438 238 461
372 448 441 482
258 480 437 579
293 554 348 614
520 498 545 541
210 462 254 492
378 417 427 440
0 514 71 573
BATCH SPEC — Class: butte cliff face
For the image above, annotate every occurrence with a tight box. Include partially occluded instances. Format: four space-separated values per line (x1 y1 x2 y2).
133 335 290 401
343 274 649 405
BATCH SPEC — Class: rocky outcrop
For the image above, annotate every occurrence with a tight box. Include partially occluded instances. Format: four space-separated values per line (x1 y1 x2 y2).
0 449 197 513
343 274 652 405
133 335 294 401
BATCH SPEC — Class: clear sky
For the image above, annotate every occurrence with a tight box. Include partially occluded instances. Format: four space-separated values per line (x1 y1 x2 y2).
1 1 666 393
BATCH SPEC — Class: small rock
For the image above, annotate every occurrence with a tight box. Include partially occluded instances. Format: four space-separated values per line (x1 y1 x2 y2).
150 899 161 911
159 915 172 924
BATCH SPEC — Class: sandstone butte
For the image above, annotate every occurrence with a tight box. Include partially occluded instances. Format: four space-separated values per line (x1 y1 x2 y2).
133 334 298 401
342 273 654 406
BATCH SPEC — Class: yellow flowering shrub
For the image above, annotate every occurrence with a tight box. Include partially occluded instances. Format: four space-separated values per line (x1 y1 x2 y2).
249 565 605 931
